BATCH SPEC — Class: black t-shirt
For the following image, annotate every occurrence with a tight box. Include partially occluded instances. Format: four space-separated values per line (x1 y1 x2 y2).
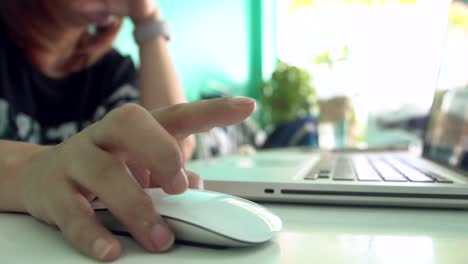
0 22 139 145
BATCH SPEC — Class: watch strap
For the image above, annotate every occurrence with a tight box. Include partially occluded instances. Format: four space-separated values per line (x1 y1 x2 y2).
133 19 171 44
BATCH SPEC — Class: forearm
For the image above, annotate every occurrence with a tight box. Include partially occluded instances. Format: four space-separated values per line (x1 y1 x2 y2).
137 11 187 110
0 140 48 212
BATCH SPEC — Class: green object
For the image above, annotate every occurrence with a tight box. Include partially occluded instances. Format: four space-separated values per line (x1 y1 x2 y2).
259 61 318 129
114 0 276 102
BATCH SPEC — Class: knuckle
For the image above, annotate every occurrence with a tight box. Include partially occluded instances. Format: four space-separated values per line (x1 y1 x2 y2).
56 143 85 176
159 139 184 174
134 194 155 213
110 103 147 123
61 221 90 253
152 103 189 135
121 194 158 225
53 142 76 168
94 157 123 184
104 103 147 128
99 103 148 141
56 205 94 246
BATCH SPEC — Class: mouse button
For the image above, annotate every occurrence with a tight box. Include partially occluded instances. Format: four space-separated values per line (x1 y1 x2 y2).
170 189 220 201
145 188 169 203
215 197 283 232
165 218 250 247
155 197 274 243
157 190 222 209
194 198 282 243
156 201 196 219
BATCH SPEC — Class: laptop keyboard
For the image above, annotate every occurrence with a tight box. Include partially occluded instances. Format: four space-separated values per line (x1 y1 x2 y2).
305 156 454 184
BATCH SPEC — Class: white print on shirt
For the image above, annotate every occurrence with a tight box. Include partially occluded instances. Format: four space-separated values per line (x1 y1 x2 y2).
0 99 7 136
45 122 78 143
0 84 139 144
93 84 139 121
16 113 32 139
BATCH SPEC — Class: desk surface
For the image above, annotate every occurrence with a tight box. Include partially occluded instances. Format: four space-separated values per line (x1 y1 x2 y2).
1 203 468 264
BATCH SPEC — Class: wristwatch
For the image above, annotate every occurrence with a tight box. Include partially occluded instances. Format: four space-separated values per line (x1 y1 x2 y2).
133 19 171 44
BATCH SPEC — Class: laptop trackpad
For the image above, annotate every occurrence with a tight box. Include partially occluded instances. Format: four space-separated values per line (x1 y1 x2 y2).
187 152 319 182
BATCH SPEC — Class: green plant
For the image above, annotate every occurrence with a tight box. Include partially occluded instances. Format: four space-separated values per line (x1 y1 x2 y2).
259 61 318 130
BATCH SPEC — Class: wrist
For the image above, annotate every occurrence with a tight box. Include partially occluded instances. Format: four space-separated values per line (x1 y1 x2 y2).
0 143 49 212
131 9 161 27
133 12 171 45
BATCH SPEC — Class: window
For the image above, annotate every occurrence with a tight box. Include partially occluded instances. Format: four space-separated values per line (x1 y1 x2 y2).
276 0 468 146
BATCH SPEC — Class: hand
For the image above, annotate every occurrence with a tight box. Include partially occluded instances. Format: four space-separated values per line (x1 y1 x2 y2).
178 135 196 161
64 0 160 27
15 97 255 261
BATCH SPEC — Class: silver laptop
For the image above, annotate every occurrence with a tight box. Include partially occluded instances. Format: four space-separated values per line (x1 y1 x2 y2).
187 0 468 209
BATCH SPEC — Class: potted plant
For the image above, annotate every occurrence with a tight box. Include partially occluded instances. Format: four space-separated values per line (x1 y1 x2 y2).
258 61 319 148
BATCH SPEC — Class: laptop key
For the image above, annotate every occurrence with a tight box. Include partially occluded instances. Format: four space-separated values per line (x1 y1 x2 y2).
306 158 333 180
395 158 454 184
370 159 408 182
332 158 355 181
433 177 454 183
317 172 330 179
304 169 320 180
304 173 318 180
385 158 435 183
353 157 381 181
424 172 454 183
304 168 332 181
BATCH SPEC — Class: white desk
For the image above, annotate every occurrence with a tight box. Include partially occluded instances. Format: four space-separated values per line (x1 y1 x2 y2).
1 203 468 264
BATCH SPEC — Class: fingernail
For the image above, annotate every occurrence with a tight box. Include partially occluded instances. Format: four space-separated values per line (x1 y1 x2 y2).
228 96 256 106
171 169 188 193
150 224 175 251
93 238 113 260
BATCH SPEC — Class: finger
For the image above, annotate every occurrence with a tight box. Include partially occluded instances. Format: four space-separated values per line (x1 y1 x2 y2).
72 0 128 16
186 170 204 190
178 136 196 161
68 141 175 253
75 185 97 202
72 0 108 13
89 103 188 194
152 97 256 139
50 182 121 261
128 163 151 188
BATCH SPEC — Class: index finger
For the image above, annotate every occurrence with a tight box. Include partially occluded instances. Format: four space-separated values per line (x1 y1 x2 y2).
152 97 256 139
72 0 127 16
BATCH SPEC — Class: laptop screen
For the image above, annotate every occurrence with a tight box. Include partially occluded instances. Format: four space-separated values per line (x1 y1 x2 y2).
423 0 468 173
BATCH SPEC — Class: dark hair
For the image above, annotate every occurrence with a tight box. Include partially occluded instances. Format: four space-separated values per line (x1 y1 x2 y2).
0 0 122 75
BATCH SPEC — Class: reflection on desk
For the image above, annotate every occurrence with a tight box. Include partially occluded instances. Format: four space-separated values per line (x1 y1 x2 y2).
1 203 468 264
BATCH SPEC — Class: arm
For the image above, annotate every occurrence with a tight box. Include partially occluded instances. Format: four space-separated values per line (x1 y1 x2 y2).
134 9 196 160
136 11 186 110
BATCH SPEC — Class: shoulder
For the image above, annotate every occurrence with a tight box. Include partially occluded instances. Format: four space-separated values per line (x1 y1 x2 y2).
0 21 14 57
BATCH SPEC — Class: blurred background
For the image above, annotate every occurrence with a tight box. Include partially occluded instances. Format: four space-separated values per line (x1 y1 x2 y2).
114 0 468 159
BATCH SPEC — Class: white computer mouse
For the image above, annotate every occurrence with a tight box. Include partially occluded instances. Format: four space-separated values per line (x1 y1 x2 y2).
92 188 282 247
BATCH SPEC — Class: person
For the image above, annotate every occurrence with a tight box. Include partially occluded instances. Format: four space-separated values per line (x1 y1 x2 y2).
0 0 256 261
